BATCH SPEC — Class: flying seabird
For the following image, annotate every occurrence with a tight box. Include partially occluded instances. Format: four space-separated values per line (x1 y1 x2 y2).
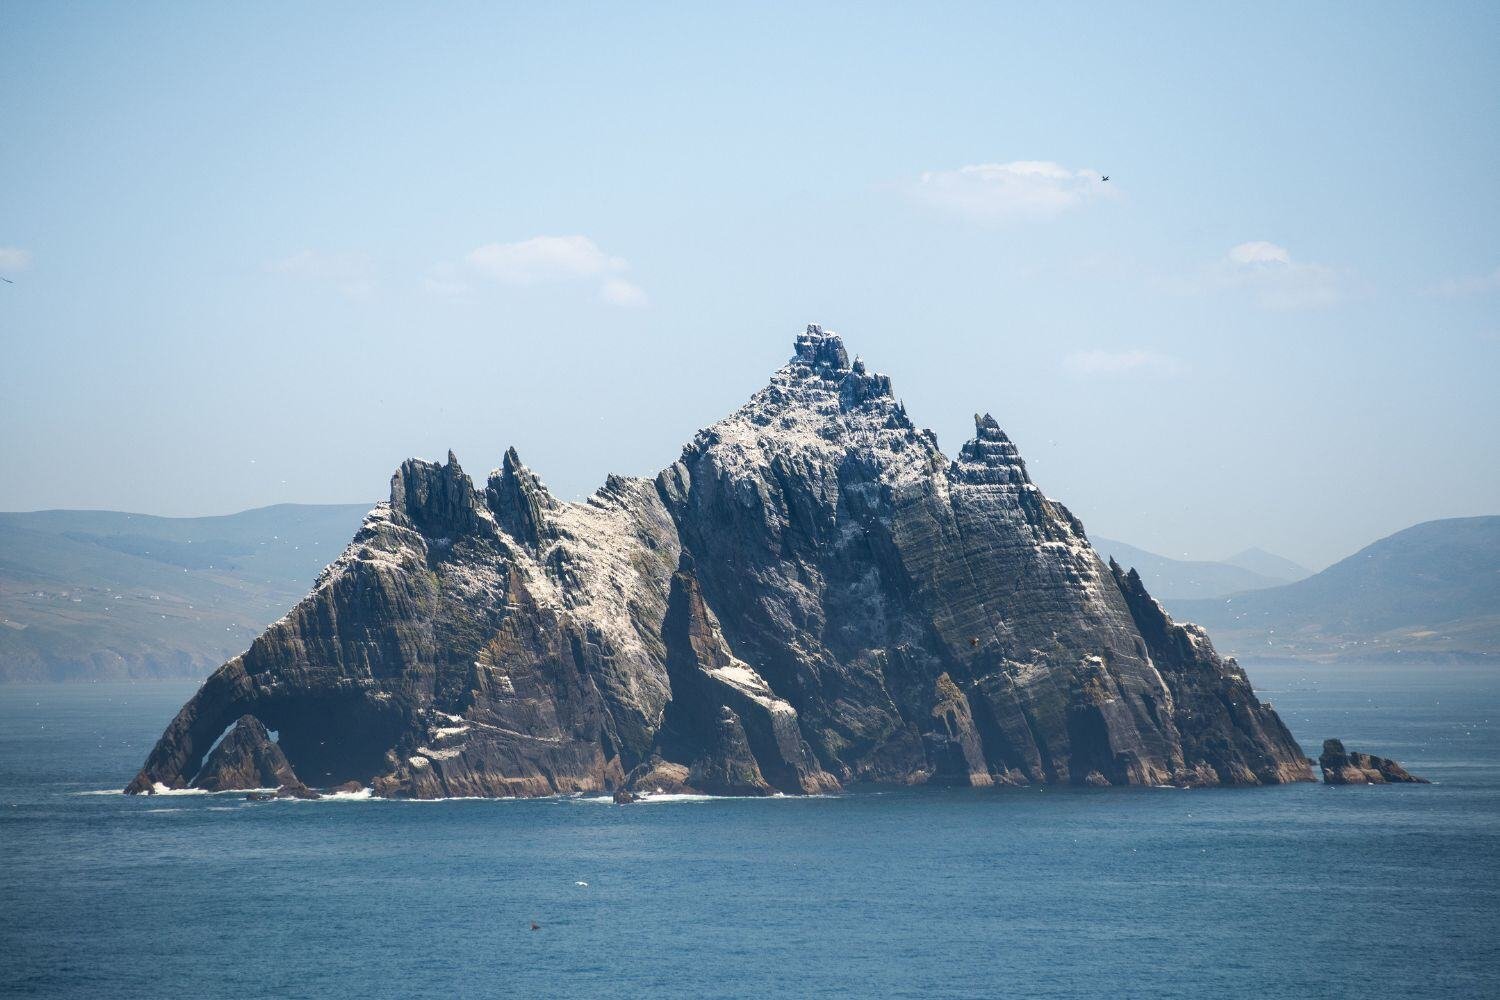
1101 175 1110 182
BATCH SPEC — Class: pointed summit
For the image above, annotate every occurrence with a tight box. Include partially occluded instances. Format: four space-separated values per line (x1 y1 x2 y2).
487 447 557 548
955 413 1029 485
390 450 486 535
973 413 1004 438
792 324 850 372
788 324 893 406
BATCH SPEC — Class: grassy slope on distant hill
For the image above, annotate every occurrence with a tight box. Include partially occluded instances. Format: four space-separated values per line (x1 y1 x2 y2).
0 504 369 681
1172 516 1499 663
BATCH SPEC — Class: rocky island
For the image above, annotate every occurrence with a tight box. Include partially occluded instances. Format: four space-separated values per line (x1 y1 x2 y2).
127 326 1315 799
1319 739 1428 784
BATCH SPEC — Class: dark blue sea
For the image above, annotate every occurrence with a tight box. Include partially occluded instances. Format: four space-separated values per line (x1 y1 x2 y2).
2 663 1497 999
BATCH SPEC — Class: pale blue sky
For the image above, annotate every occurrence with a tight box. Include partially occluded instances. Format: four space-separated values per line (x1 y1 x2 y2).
1 2 1496 568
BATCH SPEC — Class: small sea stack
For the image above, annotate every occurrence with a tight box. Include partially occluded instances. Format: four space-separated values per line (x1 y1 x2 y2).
1319 739 1428 785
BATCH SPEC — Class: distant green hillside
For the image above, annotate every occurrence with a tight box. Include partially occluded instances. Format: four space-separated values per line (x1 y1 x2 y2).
4 505 1491 678
1171 516 1500 663
0 504 369 681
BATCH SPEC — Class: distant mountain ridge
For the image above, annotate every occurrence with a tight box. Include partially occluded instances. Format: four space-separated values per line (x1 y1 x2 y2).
2 487 1492 680
1172 516 1500 663
0 504 369 681
1089 537 1304 600
1224 547 1311 583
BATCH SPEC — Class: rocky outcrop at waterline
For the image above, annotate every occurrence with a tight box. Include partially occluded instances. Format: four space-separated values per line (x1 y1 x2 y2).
190 714 300 792
126 325 1315 799
124 712 325 797
1319 739 1428 784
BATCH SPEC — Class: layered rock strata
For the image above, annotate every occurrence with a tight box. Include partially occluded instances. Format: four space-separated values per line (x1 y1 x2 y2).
191 714 300 792
127 326 1314 798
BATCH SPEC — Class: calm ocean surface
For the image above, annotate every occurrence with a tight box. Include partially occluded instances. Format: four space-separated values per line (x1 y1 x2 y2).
2 663 1496 999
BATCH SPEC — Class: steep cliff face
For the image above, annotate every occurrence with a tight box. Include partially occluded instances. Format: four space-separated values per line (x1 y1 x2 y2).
127 326 1313 798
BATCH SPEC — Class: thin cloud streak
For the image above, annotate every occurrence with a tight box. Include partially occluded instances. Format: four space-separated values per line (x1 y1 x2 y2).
1164 241 1350 311
267 250 377 299
1426 265 1500 297
0 246 32 272
430 235 648 307
912 160 1113 221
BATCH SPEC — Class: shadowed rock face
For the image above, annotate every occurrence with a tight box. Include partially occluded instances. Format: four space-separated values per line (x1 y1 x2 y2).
186 715 300 792
1319 739 1427 784
126 326 1314 798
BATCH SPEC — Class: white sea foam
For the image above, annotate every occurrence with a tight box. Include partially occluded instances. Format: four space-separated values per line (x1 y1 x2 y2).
377 794 531 803
148 783 275 797
318 788 374 801
79 784 276 797
572 791 833 805
109 786 831 806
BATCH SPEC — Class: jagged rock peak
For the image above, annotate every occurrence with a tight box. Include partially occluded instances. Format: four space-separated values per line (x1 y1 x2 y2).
792 323 850 372
792 326 894 407
390 450 490 537
679 325 918 482
786 325 897 406
973 412 1004 439
487 446 558 547
955 412 1030 486
126 321 1317 801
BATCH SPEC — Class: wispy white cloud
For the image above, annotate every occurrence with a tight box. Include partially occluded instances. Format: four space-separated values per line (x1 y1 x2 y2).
1227 241 1292 266
1176 241 1348 311
1062 349 1186 378
0 246 32 272
912 161 1113 220
599 276 649 308
429 235 648 307
1426 264 1500 297
267 250 376 299
467 236 622 285
421 262 471 299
